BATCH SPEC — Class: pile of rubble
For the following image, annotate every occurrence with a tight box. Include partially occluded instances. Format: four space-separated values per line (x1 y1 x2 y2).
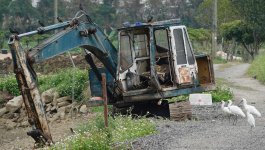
0 88 88 130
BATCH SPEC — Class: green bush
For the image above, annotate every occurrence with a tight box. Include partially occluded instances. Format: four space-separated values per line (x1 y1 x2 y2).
0 68 88 101
39 68 88 101
205 86 233 102
0 75 20 96
51 114 156 150
248 53 265 84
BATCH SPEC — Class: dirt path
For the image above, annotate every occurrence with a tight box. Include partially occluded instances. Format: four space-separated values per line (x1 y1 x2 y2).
133 63 265 150
0 116 89 150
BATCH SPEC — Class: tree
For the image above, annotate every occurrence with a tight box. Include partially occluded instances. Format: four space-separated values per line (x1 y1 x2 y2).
220 20 264 60
196 0 237 29
2 0 39 32
230 0 265 59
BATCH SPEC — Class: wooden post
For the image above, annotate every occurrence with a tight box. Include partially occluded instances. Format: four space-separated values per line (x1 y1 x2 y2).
101 73 108 127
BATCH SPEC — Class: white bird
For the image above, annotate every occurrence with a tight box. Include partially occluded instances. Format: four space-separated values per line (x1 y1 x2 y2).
241 98 261 117
227 100 245 125
221 100 232 114
221 100 232 122
246 111 255 130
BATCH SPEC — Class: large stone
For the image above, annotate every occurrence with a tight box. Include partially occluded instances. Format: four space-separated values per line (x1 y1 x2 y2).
41 88 59 104
5 120 17 130
57 101 71 108
5 96 23 113
50 105 58 114
56 96 72 103
2 113 15 119
58 107 66 120
50 113 60 123
79 105 88 114
65 104 72 113
19 121 29 128
0 107 7 117
45 104 52 112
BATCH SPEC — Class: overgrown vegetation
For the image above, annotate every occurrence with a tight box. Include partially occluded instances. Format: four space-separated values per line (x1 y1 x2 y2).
39 68 88 101
50 114 156 150
0 68 88 101
248 53 265 84
0 75 19 96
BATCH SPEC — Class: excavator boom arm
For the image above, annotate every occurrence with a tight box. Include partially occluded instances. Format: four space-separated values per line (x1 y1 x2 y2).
8 14 118 145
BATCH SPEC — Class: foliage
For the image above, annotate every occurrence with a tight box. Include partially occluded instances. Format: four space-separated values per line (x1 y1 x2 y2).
247 53 265 84
50 114 156 150
188 28 211 42
39 68 88 101
229 0 265 59
0 68 88 101
205 86 233 102
196 0 237 28
220 19 264 60
0 75 20 96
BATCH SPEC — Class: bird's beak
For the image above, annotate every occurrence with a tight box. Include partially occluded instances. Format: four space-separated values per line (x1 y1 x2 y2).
238 100 243 106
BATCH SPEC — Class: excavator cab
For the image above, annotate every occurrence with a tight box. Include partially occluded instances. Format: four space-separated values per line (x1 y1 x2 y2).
116 20 215 103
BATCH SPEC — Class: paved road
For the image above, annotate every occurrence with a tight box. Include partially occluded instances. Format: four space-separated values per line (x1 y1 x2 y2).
133 63 265 150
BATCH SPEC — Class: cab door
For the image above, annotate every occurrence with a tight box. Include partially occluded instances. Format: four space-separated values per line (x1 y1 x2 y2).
170 26 197 86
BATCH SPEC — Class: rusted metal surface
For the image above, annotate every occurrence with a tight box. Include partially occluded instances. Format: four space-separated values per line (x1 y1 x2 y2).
196 55 215 85
9 37 52 145
101 73 108 127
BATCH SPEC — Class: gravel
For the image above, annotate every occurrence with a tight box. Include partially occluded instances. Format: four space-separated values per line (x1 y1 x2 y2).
132 63 265 150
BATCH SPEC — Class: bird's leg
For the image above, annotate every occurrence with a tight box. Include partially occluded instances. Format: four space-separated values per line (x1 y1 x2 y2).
232 115 237 125
235 115 238 125
249 126 253 134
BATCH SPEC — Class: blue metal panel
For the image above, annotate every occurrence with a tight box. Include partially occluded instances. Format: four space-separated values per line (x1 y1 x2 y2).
124 86 208 102
89 68 114 97
30 23 118 78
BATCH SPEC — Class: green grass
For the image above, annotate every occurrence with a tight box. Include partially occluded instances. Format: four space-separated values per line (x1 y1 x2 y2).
50 114 156 150
0 75 20 96
247 53 265 84
0 68 88 101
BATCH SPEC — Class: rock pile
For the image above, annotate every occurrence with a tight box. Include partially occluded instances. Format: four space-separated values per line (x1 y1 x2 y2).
0 88 88 130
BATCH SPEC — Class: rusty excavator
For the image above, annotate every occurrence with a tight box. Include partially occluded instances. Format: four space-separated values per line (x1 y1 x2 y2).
8 10 215 145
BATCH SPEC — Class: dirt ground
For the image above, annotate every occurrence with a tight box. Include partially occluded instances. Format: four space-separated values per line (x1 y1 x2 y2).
1 63 265 150
0 116 89 150
132 63 265 150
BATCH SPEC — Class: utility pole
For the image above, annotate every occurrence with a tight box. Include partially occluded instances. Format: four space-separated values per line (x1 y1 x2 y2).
54 0 58 24
211 0 217 58
54 0 58 33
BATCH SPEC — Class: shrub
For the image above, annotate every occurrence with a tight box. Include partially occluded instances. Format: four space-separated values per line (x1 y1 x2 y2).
39 68 88 101
205 86 233 102
0 75 20 96
248 53 265 84
50 114 156 150
0 68 88 101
